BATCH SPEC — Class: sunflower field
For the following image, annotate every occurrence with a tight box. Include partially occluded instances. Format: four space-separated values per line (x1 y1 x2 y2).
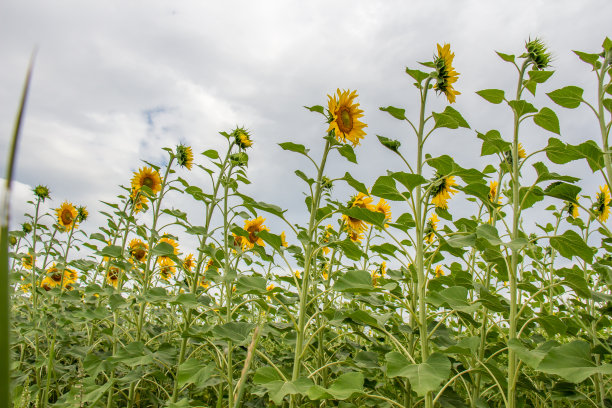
3 38 612 408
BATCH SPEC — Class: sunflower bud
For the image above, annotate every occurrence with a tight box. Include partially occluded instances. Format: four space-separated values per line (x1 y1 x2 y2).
22 222 33 234
233 128 253 150
524 38 551 70
321 176 333 191
33 185 50 201
175 144 194 170
9 235 17 246
77 206 88 223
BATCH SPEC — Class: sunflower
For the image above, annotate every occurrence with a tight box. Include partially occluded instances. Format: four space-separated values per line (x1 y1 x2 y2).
205 258 216 271
294 270 301 279
199 278 210 289
431 175 458 209
183 254 195 271
488 181 501 204
371 270 381 287
504 144 526 165
525 38 551 70
33 185 51 201
266 283 275 291
56 202 78 231
425 214 439 244
565 199 579 219
129 239 148 262
594 185 611 222
347 228 364 243
434 43 461 104
157 237 179 265
43 264 77 290
374 198 392 227
106 267 120 288
280 232 288 248
176 144 194 170
130 188 148 214
77 206 88 223
159 258 176 281
241 216 269 250
327 89 367 147
132 167 162 195
234 128 253 149
22 253 34 270
434 265 444 278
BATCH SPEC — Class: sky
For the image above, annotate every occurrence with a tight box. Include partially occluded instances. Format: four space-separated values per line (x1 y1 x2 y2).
1 0 611 258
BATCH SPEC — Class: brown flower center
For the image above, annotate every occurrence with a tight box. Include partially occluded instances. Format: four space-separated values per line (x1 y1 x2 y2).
61 210 73 226
338 108 353 133
142 176 155 189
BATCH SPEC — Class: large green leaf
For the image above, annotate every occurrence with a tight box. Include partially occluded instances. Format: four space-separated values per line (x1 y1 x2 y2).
538 341 612 383
333 269 374 293
544 182 581 202
508 100 538 117
433 106 470 129
391 171 427 191
533 107 560 134
307 372 364 400
342 207 386 229
337 144 357 164
342 172 368 195
547 86 584 109
177 359 216 387
212 322 254 344
477 130 511 156
371 175 406 201
550 230 594 264
380 106 407 120
426 286 480 313
386 352 450 396
476 89 505 104
278 142 310 155
259 377 314 405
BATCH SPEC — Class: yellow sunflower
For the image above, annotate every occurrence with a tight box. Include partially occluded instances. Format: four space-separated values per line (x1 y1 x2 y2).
266 283 275 291
374 198 392 227
22 253 34 270
159 258 176 281
42 264 77 290
129 239 148 262
241 216 269 250
176 144 194 170
234 128 253 149
371 270 381 287
294 270 301 279
56 202 78 231
431 175 458 209
130 188 148 214
280 231 288 248
488 181 501 204
434 265 445 278
327 89 367 147
434 43 461 104
132 166 162 195
106 267 120 288
566 200 579 219
425 214 439 244
594 185 611 222
183 254 195 271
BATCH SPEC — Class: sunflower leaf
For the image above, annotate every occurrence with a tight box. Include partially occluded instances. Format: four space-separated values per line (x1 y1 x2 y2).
98 245 123 259
278 142 310 156
371 175 406 201
342 207 385 229
433 106 470 129
533 107 560 134
391 172 427 191
508 100 538 117
342 172 368 195
304 105 325 114
573 50 601 70
377 135 401 152
202 149 219 159
332 269 374 293
380 106 406 120
496 51 515 63
544 182 581 202
151 242 176 257
337 144 357 164
386 352 450 396
547 86 584 109
405 68 429 84
550 230 594 264
476 89 505 104
528 70 554 83
477 129 511 156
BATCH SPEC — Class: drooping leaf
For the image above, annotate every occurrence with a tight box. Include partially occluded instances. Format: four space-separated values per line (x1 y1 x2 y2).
342 172 368 195
307 372 364 400
386 352 451 396
380 106 406 120
433 106 470 129
337 144 357 164
278 142 310 155
533 107 560 134
550 230 594 264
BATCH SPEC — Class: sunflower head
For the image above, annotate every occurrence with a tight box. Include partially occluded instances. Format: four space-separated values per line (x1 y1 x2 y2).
374 199 392 228
106 267 120 288
430 174 458 209
176 144 194 170
33 185 51 201
425 213 439 244
157 237 179 264
524 38 551 70
183 254 195 271
132 167 162 195
565 200 579 219
434 43 461 103
266 283 275 291
488 181 501 204
129 239 148 262
434 265 445 278
280 231 288 248
130 188 148 214
56 202 78 231
327 89 367 147
77 206 88 223
159 258 176 281
594 185 611 222
241 217 269 249
22 253 34 269
233 128 253 149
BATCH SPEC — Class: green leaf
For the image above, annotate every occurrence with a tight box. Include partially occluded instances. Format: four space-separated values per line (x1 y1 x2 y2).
253 366 284 384
508 339 555 370
508 100 538 117
477 130 511 156
369 242 398 256
278 142 309 155
333 269 374 293
476 89 505 104
257 230 283 252
544 182 581 202
304 105 324 114
550 230 594 264
391 172 427 191
426 286 479 313
260 377 314 405
177 360 215 387
151 242 175 257
537 341 604 383
445 234 476 248
240 194 287 217
307 372 364 400
528 70 554 83
545 138 581 164
342 207 386 229
433 106 470 129
235 275 267 295
329 239 363 261
496 51 515 63
380 106 406 120
386 352 450 396
573 50 601 69
342 172 368 195
405 67 429 83
377 135 401 152
536 315 567 337
557 266 591 298
533 107 560 134
202 149 219 159
212 322 254 344
371 175 406 201
547 86 584 109
98 245 123 258
337 144 357 164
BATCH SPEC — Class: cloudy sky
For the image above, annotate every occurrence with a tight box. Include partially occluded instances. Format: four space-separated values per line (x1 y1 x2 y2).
1 1 610 251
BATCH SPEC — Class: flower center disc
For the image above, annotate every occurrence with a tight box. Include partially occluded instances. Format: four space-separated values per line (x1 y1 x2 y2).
143 176 155 189
338 108 353 133
61 210 73 226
